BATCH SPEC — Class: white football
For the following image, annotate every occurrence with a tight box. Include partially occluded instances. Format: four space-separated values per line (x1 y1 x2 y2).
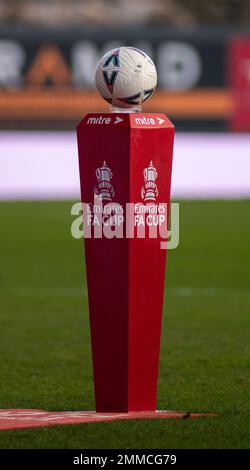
95 47 157 109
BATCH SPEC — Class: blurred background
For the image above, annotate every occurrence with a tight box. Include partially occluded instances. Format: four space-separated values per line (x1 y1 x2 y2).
0 0 250 130
0 0 250 198
0 1 250 450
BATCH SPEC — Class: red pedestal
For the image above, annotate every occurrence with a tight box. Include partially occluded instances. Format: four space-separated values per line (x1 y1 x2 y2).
77 113 174 412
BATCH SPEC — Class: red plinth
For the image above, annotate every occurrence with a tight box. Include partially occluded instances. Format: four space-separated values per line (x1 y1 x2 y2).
77 113 174 412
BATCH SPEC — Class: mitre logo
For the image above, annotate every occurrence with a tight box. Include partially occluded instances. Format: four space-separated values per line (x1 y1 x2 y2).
94 160 115 202
141 161 159 202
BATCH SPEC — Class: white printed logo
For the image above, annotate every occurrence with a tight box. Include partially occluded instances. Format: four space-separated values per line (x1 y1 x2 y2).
114 116 123 124
94 160 115 202
157 117 165 125
141 161 159 202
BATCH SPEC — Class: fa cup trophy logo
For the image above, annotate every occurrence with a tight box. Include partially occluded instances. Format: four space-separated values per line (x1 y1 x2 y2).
95 160 115 202
141 160 159 202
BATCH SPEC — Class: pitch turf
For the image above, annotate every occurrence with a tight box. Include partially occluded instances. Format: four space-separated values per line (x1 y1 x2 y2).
0 200 249 449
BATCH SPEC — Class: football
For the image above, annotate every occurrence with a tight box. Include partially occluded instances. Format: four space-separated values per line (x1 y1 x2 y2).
95 47 157 109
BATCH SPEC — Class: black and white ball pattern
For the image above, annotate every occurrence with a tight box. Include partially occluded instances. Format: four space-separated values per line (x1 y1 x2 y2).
95 47 157 108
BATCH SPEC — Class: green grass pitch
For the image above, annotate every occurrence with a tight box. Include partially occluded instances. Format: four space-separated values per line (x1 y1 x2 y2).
0 200 249 448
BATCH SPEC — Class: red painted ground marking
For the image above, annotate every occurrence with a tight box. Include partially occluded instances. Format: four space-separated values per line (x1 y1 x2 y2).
0 409 216 431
